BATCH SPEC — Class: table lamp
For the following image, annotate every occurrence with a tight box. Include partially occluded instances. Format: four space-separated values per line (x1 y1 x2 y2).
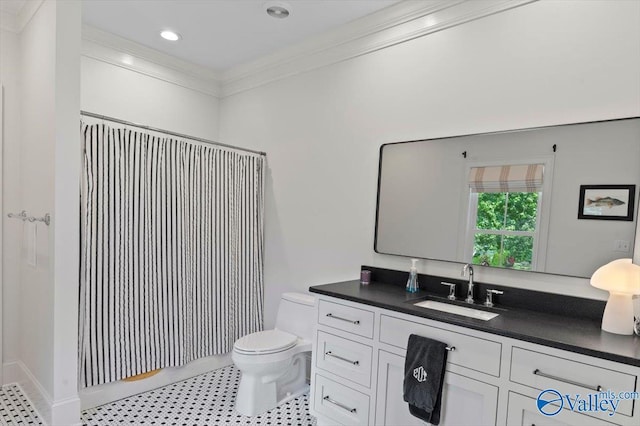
590 258 640 335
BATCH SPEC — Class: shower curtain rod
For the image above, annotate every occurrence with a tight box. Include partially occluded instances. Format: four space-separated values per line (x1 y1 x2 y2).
80 110 266 156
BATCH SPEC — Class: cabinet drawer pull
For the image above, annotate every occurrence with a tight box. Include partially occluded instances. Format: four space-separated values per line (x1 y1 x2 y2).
325 351 360 365
323 395 357 413
445 346 455 352
533 369 603 392
326 313 360 325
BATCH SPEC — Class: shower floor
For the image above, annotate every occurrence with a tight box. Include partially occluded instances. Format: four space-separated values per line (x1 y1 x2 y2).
1 365 317 425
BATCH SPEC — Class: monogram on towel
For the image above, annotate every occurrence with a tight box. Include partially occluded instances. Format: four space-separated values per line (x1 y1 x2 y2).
403 334 448 425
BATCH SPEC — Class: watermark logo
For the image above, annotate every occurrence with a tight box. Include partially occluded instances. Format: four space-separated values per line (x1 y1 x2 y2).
537 389 563 416
413 366 428 382
536 389 639 417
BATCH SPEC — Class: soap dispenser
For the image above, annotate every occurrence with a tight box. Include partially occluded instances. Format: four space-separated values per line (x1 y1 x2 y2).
406 259 419 293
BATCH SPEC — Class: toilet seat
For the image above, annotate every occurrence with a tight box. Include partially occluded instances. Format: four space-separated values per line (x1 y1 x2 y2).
233 329 298 355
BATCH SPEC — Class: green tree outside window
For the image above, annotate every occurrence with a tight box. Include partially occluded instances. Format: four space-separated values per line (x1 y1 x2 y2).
472 192 539 270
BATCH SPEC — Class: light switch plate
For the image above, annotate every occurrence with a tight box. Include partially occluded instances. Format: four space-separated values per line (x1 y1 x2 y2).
614 240 631 252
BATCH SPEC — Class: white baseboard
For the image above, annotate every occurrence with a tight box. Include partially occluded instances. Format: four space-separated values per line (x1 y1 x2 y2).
3 356 231 423
3 360 26 385
3 360 81 426
3 360 51 423
51 395 82 426
79 353 232 410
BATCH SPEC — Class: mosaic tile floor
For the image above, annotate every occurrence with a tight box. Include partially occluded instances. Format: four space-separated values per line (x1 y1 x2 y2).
1 365 316 426
0 384 44 425
82 365 316 425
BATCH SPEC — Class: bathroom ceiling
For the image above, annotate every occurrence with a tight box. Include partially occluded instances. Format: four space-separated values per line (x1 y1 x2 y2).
82 0 400 72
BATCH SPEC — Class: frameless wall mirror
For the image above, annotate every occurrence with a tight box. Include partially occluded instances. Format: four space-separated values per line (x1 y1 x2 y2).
375 117 640 278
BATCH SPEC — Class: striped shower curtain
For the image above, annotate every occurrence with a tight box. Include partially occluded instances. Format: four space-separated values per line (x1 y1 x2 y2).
79 124 264 387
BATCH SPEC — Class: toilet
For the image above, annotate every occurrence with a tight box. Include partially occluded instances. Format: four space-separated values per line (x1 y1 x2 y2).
232 292 316 416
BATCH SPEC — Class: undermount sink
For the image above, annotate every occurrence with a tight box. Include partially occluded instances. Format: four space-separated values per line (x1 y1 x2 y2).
413 300 500 321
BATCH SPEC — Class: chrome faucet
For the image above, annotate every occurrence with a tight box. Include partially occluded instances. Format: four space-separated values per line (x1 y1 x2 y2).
462 264 475 303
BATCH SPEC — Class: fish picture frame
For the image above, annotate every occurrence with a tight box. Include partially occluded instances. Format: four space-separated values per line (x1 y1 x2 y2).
578 184 636 221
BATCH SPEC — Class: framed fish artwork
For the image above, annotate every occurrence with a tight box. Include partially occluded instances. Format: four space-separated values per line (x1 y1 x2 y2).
578 184 636 221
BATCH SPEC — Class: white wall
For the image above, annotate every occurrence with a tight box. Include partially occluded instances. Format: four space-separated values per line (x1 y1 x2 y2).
2 1 82 424
51 2 81 424
219 0 640 328
81 56 220 141
0 28 23 367
19 0 57 399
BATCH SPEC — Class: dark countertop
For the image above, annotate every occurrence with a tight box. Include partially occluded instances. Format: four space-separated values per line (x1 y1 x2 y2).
309 280 640 367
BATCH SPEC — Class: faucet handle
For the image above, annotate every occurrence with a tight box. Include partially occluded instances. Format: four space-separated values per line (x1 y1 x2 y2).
440 282 457 300
462 263 474 276
484 289 504 307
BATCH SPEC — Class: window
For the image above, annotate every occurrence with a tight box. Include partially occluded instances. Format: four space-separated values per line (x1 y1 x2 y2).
465 164 544 270
469 192 540 270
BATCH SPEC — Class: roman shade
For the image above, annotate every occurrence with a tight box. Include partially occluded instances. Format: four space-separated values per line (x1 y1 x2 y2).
468 164 544 193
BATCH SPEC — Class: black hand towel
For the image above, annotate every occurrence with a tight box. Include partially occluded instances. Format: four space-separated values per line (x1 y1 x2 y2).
403 334 448 425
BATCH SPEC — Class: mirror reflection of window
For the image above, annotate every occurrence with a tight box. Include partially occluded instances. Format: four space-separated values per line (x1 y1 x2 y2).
469 192 540 270
465 164 544 270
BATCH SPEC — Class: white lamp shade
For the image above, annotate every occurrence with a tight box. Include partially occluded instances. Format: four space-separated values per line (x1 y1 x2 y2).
590 258 640 295
590 258 640 335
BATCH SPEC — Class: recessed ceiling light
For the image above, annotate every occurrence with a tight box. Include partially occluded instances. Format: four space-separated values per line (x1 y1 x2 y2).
160 30 181 41
266 4 290 19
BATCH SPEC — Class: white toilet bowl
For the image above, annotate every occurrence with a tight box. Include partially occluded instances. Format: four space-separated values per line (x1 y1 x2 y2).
232 293 315 416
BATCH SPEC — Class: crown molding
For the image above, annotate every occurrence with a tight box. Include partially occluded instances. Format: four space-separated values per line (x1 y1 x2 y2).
221 0 456 92
220 0 537 97
0 0 43 33
82 25 222 98
80 0 537 99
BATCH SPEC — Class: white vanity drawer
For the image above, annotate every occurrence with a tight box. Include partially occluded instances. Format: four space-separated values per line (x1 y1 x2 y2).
314 374 370 426
316 331 373 388
510 347 637 417
318 299 375 338
379 314 502 377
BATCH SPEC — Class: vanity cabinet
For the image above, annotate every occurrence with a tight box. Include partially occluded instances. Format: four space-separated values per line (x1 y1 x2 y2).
316 330 373 388
509 347 636 417
312 300 376 425
375 350 498 426
309 294 640 426
314 374 371 426
318 299 375 338
379 314 502 377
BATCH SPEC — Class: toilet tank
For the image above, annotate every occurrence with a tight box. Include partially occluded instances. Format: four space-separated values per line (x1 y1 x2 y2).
275 292 316 340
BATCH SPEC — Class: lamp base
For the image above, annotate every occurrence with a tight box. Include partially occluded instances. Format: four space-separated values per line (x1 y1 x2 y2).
601 293 635 335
